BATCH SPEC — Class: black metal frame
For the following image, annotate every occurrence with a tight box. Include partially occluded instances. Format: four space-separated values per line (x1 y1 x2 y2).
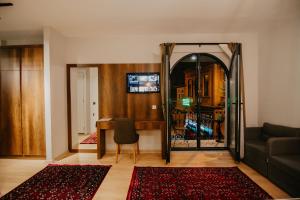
170 52 230 151
227 44 241 162
163 42 242 164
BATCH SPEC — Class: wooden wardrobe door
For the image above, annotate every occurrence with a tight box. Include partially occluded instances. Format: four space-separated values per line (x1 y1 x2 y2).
21 47 45 156
0 48 23 156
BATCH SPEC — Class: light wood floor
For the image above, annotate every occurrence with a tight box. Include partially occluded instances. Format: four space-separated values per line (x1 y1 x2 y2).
0 151 289 199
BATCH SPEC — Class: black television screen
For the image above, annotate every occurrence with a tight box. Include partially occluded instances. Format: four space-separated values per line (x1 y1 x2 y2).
126 72 160 93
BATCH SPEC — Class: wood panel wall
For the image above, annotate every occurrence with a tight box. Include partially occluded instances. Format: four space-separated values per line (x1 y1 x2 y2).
99 63 163 121
21 47 45 156
0 48 22 155
0 46 45 156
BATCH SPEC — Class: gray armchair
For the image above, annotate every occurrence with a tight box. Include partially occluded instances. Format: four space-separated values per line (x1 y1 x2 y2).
268 137 300 197
244 126 268 176
244 123 299 176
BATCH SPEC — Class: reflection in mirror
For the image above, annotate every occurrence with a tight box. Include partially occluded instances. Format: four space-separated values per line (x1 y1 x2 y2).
70 67 98 150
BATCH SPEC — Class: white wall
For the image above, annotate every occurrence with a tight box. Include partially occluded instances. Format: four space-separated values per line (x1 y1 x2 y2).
89 67 99 133
44 27 68 160
85 69 91 133
64 32 258 152
70 68 78 147
258 19 300 127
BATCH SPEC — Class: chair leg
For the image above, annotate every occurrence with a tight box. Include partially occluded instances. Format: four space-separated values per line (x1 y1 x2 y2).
118 144 121 154
136 141 140 155
116 144 120 163
132 144 136 164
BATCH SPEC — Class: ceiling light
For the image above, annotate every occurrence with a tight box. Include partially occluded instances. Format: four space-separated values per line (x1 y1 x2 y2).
191 55 197 61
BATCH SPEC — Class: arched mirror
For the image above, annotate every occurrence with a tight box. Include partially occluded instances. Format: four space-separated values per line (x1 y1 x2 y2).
67 64 100 152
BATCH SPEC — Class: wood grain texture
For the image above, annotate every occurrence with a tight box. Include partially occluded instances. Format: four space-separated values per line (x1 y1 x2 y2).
21 47 43 70
21 71 45 155
0 48 22 156
21 47 45 156
0 46 45 156
0 71 22 155
0 47 20 71
99 63 163 120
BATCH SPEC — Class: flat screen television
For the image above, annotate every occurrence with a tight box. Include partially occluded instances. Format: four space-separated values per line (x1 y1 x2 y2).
126 72 160 93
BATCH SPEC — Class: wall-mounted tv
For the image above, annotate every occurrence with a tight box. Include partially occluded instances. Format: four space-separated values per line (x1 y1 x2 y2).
126 72 160 93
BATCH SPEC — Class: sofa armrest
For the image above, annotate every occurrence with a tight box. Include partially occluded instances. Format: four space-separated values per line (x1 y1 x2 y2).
267 137 300 156
245 127 261 141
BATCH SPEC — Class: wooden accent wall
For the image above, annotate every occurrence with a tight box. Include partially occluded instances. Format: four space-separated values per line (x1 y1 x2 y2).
99 63 163 121
0 46 45 156
0 48 23 155
21 47 45 156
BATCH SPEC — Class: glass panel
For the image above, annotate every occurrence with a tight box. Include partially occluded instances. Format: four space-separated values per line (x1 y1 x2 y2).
199 59 227 148
228 50 240 160
229 57 236 151
170 55 198 148
70 67 98 150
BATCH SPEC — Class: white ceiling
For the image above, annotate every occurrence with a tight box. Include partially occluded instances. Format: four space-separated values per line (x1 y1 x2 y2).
0 0 299 37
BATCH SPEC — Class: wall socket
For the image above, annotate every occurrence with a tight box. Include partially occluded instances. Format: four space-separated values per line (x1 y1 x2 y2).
152 105 157 110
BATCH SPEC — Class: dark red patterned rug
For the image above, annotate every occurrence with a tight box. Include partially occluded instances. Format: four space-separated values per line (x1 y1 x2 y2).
1 164 111 200
80 132 97 144
127 167 272 200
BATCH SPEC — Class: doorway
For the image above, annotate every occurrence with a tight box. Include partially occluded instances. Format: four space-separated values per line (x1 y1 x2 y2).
170 53 228 150
68 65 99 152
163 43 243 163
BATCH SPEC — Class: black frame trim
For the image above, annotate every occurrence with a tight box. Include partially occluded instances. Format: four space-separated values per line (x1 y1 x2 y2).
170 52 229 151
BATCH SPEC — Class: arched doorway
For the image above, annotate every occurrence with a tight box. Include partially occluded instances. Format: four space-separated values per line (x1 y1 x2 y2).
170 53 229 150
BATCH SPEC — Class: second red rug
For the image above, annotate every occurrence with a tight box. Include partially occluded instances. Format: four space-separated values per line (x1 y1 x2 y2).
1 164 111 200
126 166 272 200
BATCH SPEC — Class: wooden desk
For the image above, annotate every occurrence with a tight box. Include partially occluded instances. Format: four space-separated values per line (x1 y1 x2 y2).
96 120 166 159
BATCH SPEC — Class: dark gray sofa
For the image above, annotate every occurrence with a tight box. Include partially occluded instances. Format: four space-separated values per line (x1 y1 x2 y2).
244 123 299 176
268 137 300 197
244 123 300 197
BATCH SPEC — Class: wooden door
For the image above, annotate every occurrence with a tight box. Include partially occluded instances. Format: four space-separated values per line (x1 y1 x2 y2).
21 47 45 156
0 47 23 156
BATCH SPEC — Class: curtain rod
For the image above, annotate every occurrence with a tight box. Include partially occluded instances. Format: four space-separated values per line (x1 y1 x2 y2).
160 42 231 45
174 43 230 45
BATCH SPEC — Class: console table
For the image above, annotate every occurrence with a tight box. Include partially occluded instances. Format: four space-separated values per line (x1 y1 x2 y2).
96 119 166 159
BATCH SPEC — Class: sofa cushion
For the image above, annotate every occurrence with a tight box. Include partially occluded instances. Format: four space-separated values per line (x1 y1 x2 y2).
244 140 268 176
245 140 266 154
270 155 300 178
261 123 299 141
